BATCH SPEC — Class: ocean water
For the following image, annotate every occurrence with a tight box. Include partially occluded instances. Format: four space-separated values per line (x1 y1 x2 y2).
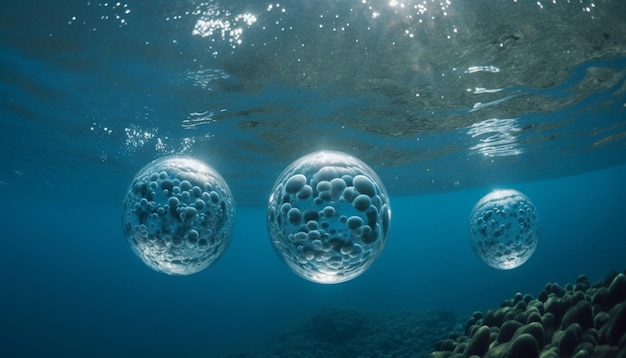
1 0 626 357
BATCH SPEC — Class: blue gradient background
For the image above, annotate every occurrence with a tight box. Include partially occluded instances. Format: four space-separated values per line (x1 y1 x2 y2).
2 165 625 357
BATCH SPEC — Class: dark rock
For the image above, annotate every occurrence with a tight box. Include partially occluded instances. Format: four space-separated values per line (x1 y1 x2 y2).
544 296 567 321
571 349 592 358
464 325 490 357
483 308 506 327
575 281 590 292
592 345 620 358
542 312 557 342
595 311 611 330
483 343 508 358
607 274 626 307
514 300 527 312
573 342 594 356
527 311 543 325
503 297 516 308
489 331 498 345
497 320 523 344
567 291 587 307
576 274 589 284
465 319 477 335
543 282 553 292
426 352 454 358
434 340 443 350
592 287 608 309
439 338 456 352
550 283 566 297
513 312 528 324
501 298 514 308
592 303 604 317
561 300 594 331
526 305 541 315
602 271 620 288
527 300 545 315
540 346 560 358
507 333 539 358
516 322 545 348
467 324 479 338
582 328 598 346
426 271 626 358
607 302 626 346
556 323 582 357
454 342 467 354
504 309 518 323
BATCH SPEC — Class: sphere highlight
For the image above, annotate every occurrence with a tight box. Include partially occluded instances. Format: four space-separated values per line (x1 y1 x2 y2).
469 189 540 270
122 156 235 275
267 150 391 284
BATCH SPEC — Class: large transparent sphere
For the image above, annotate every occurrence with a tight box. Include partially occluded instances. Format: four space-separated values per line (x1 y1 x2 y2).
122 156 235 276
267 150 391 284
469 189 540 270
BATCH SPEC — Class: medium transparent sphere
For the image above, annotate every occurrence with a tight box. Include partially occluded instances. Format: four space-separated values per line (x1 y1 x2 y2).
122 156 235 275
267 150 391 284
469 189 540 270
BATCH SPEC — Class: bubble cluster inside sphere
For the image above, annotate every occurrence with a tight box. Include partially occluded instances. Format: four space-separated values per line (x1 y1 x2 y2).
122 156 235 275
469 189 540 270
267 150 391 284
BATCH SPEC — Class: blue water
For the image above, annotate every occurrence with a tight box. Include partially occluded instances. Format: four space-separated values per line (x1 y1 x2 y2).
1 1 626 357
2 166 625 357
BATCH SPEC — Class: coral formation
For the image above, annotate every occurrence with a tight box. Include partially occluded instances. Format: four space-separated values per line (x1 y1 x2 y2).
428 271 626 358
221 270 626 358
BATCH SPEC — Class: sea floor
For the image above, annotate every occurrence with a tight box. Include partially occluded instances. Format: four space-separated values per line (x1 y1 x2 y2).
221 270 626 358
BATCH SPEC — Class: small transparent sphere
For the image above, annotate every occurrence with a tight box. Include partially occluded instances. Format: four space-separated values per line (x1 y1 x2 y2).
469 189 540 270
122 156 235 276
267 150 391 284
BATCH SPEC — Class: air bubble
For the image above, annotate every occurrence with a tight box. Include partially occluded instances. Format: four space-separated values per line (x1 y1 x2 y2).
353 175 376 197
122 156 235 276
308 230 321 240
285 174 307 194
323 206 336 217
180 180 192 191
267 150 391 284
161 179 174 192
287 207 302 225
330 178 347 199
347 216 364 230
316 180 332 193
297 185 313 200
352 194 371 211
469 189 540 270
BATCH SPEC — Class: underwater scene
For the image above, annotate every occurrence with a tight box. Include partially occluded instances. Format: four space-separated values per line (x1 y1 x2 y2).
1 0 626 357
